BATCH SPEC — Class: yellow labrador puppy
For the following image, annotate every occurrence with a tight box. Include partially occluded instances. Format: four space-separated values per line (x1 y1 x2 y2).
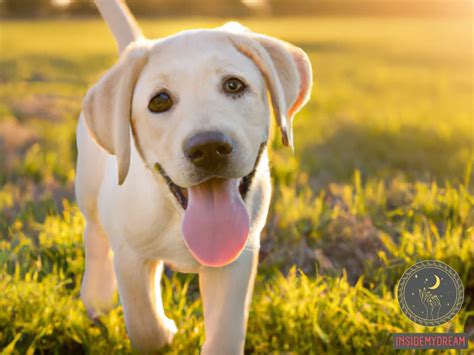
76 0 312 353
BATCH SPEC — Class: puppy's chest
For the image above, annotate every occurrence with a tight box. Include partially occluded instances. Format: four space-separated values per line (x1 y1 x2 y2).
98 181 199 272
134 214 201 273
105 204 202 272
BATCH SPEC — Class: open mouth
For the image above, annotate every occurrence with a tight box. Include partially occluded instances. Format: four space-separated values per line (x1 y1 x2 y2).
153 142 265 267
153 142 265 210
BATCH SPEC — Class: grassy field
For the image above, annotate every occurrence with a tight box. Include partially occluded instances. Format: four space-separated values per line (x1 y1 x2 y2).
0 17 473 353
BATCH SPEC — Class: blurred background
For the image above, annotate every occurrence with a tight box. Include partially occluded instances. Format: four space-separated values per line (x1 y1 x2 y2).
0 0 473 17
0 0 473 353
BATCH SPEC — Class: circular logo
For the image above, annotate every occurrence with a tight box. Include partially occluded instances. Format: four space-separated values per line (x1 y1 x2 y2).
397 260 464 326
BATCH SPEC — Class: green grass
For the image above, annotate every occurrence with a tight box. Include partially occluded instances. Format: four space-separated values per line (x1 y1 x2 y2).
0 17 473 353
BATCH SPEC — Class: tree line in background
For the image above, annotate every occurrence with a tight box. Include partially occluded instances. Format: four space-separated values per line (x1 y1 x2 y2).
1 0 472 18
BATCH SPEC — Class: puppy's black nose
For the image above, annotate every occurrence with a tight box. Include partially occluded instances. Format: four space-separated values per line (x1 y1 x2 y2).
184 131 233 171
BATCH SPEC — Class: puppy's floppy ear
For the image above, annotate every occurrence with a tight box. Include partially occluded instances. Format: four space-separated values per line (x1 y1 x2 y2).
230 32 312 149
83 41 149 185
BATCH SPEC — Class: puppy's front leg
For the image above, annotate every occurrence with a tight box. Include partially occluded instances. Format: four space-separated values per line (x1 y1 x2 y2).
199 248 259 355
114 249 177 352
80 222 117 318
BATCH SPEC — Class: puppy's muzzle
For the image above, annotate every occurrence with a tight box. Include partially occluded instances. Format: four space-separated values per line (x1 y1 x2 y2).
183 131 233 172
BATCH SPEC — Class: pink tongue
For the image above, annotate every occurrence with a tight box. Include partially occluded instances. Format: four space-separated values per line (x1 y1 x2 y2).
182 178 250 267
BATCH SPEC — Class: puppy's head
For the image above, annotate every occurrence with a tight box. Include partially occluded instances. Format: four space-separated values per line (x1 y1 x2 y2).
83 25 312 267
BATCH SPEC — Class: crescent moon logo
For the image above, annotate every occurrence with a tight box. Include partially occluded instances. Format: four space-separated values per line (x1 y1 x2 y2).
428 274 441 290
397 260 464 326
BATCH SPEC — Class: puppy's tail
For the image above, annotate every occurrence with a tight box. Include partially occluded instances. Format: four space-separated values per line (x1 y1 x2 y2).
95 0 143 54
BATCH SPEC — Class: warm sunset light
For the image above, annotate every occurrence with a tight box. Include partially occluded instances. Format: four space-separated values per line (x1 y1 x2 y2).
0 0 472 353
52 0 71 7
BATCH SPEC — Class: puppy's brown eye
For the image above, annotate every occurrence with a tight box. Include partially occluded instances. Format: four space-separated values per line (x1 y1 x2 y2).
223 78 246 94
148 92 173 113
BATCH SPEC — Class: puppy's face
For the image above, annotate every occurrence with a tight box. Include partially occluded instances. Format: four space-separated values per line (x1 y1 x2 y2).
83 26 312 267
132 31 269 191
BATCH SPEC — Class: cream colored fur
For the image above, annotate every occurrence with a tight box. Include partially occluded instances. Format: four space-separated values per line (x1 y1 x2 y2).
76 1 312 353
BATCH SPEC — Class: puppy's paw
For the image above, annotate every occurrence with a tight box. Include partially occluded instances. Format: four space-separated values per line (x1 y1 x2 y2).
81 291 116 320
130 318 178 352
